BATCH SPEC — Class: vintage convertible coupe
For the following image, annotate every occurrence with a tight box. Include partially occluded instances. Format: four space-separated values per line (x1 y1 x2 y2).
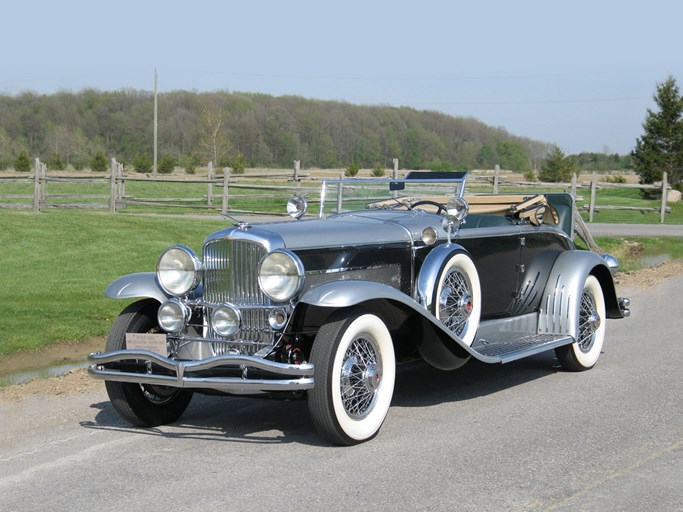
89 172 630 445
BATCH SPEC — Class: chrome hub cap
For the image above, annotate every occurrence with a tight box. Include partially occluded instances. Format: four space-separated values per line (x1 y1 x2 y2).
578 291 601 353
439 269 472 336
339 337 381 419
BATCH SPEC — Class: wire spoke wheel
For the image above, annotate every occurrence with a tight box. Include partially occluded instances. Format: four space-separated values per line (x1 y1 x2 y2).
555 275 606 371
309 312 395 445
577 290 600 352
439 267 472 335
339 336 382 419
434 252 481 346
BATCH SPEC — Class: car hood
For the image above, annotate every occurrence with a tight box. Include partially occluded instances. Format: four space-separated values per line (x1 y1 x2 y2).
205 211 444 250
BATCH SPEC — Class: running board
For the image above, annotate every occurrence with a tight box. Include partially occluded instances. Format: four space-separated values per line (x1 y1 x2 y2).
470 333 575 364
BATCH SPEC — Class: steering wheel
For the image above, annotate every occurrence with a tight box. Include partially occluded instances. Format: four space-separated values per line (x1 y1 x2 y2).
407 200 447 215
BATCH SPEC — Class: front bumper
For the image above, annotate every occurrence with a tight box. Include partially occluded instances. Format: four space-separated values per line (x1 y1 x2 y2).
88 350 315 394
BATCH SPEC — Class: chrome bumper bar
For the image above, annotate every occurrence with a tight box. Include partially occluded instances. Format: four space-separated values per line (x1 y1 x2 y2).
88 350 315 394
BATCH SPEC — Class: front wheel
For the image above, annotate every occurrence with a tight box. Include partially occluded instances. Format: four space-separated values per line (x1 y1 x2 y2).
434 252 481 346
308 312 396 445
555 275 606 371
104 299 193 427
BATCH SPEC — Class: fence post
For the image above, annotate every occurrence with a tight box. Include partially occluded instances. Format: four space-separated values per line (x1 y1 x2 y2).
33 158 41 213
660 172 668 223
110 158 117 213
337 172 344 212
118 161 125 201
493 164 500 194
392 158 399 198
294 160 301 189
40 161 47 199
222 167 230 215
588 172 597 222
571 173 577 199
207 162 214 208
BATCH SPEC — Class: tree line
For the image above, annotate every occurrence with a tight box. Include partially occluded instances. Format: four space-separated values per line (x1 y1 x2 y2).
0 88 639 179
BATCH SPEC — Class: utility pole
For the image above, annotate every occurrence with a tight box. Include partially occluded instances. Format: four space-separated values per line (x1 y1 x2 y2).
153 68 158 173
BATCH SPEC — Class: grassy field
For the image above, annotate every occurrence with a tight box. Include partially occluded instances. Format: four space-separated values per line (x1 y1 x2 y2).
0 210 227 356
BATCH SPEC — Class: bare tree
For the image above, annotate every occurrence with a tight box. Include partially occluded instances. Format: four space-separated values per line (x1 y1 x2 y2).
198 103 229 165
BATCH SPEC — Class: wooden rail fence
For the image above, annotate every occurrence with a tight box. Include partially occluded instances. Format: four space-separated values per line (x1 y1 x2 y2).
0 159 674 222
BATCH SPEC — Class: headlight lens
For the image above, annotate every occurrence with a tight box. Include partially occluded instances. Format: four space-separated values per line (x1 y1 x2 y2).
258 249 304 302
157 245 201 296
158 299 190 333
211 305 241 337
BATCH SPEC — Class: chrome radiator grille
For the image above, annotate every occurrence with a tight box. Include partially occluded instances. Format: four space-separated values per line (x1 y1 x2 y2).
203 238 269 305
203 238 272 352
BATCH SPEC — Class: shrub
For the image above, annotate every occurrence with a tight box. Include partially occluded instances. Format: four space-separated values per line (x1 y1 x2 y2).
371 163 386 177
230 152 247 175
539 146 574 182
523 169 537 182
180 154 201 174
90 151 107 173
46 153 65 170
14 151 31 173
133 154 152 174
605 174 626 184
345 162 359 177
157 155 177 174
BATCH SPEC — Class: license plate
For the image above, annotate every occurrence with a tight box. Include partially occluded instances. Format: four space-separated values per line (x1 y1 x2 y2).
125 333 168 356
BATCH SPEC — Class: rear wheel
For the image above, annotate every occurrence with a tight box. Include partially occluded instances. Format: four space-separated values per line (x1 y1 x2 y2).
308 312 396 445
104 299 193 426
555 275 606 371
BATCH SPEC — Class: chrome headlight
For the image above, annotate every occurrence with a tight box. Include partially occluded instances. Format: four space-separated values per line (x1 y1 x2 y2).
211 304 241 337
158 299 191 333
157 245 201 296
258 249 304 302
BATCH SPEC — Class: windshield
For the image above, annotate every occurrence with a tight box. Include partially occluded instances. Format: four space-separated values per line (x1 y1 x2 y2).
318 171 468 217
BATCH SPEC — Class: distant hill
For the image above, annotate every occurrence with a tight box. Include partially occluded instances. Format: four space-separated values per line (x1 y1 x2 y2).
1 89 555 171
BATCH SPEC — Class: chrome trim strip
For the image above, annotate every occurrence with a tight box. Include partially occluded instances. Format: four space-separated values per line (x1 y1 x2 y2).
88 350 314 393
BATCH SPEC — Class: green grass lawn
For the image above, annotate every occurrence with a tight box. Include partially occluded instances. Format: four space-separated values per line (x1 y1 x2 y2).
0 210 227 356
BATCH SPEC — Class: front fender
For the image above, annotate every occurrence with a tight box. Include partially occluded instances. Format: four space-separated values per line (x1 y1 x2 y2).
105 272 170 303
298 280 476 370
416 243 469 310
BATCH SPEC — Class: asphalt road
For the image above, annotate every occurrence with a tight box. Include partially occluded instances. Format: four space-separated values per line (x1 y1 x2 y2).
588 222 683 237
1 277 681 512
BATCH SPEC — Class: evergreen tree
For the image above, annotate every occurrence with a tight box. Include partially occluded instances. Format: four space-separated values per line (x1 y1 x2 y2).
14 150 32 173
539 146 574 182
90 150 107 172
631 76 683 191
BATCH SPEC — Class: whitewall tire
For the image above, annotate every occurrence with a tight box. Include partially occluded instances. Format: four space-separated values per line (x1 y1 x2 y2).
309 312 396 445
555 275 606 371
434 252 481 346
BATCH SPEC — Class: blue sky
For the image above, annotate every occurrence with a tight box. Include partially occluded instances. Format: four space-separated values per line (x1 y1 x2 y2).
2 0 681 154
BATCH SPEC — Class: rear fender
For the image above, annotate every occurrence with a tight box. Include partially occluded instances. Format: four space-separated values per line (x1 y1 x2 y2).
538 251 621 339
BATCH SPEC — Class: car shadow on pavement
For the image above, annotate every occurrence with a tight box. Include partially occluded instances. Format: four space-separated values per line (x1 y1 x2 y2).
80 351 563 447
392 351 562 407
